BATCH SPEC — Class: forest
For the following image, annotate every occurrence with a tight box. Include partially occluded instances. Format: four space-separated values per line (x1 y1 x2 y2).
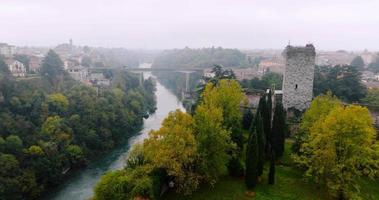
0 50 156 199
151 47 250 69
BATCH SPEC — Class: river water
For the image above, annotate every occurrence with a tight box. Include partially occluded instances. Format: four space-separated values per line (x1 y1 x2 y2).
47 70 184 200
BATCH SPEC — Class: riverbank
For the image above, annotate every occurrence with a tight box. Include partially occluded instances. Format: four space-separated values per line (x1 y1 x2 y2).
47 73 185 200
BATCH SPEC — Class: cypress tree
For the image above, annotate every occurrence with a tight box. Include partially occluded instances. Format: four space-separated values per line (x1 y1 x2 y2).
254 113 265 177
272 101 286 158
268 149 275 185
266 90 272 149
242 108 254 130
245 129 258 190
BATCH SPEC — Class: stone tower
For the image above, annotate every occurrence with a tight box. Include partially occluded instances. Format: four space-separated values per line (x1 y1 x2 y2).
282 44 316 111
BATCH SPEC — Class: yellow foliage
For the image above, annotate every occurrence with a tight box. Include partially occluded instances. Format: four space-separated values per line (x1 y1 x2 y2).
143 109 199 194
296 103 379 199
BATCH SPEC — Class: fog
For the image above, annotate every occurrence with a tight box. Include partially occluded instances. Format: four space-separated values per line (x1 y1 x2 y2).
1 0 378 50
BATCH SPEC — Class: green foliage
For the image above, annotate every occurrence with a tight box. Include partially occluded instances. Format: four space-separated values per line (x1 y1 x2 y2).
268 150 276 185
40 50 66 89
201 80 244 148
271 102 286 158
26 145 44 156
152 47 249 69
0 57 10 74
65 145 84 165
313 65 367 102
294 98 379 199
242 109 254 130
194 104 233 183
245 129 258 190
144 110 199 194
368 56 379 72
362 88 379 111
293 92 341 153
350 56 365 69
0 51 156 199
3 135 23 155
47 93 69 114
254 113 265 177
241 72 283 90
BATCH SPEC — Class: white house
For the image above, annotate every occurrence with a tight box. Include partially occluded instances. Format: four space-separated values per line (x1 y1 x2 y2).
5 59 26 77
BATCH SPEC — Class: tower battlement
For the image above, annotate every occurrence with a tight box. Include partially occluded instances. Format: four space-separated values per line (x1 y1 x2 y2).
282 44 316 111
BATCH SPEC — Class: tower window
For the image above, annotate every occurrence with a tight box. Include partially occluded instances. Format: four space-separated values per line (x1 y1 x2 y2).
295 84 298 90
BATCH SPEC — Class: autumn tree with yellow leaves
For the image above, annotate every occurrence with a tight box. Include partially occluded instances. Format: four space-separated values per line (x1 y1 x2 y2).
295 94 379 199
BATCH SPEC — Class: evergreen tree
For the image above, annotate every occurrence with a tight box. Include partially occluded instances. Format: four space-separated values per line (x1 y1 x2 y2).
254 113 265 177
245 129 258 190
266 90 272 145
242 108 254 130
350 56 365 69
268 149 275 185
40 50 65 89
0 58 10 74
272 101 286 158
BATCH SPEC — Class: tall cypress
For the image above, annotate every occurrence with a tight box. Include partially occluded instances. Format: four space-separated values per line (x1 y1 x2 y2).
254 113 265 177
266 90 273 149
245 129 258 190
268 149 276 185
272 101 286 158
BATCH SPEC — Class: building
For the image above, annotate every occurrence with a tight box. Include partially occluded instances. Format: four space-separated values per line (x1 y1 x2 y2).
233 68 261 80
5 59 26 77
29 56 42 72
89 72 111 86
0 43 15 56
282 44 316 111
258 57 285 74
67 65 88 82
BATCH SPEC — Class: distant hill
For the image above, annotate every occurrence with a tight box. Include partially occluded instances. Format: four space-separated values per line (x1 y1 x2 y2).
152 47 249 69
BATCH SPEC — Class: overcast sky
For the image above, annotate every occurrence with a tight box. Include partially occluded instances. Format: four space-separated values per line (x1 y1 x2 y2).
1 0 378 50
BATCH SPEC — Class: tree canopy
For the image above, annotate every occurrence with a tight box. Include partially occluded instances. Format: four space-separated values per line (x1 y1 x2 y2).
313 65 367 102
294 96 379 199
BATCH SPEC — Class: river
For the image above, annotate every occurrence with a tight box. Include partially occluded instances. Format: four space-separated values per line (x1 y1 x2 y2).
47 68 184 200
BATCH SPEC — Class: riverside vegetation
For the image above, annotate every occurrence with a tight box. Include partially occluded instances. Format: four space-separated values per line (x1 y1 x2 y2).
0 50 156 199
93 66 379 200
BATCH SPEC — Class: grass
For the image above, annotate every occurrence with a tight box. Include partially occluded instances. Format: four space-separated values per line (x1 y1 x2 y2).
163 140 379 200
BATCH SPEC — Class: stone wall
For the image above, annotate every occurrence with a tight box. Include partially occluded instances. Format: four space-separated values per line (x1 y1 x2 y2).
282 44 315 111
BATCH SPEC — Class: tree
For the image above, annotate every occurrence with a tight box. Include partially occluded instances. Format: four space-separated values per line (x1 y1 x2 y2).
368 56 379 72
3 135 23 156
268 150 275 185
0 57 10 74
144 110 199 194
242 109 254 130
362 88 379 111
40 50 65 89
350 56 365 69
201 80 245 148
294 103 379 199
194 103 233 183
254 113 265 177
199 79 245 176
271 101 286 158
47 93 69 115
313 65 367 102
245 129 258 190
41 116 72 147
293 92 341 153
93 167 155 200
